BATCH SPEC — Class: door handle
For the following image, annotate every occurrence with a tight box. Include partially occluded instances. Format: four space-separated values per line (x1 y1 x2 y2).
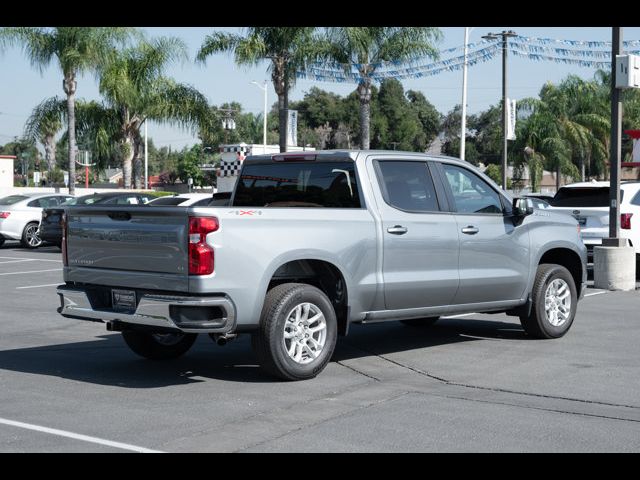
387 225 408 235
461 225 479 235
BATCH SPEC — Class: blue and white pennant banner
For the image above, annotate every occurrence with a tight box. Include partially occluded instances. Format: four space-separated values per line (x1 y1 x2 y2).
298 35 640 84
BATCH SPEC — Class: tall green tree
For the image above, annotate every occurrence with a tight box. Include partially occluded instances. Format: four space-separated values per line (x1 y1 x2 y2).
0 27 135 193
98 36 210 188
199 102 264 148
406 90 441 151
197 27 325 152
518 78 607 188
320 27 442 149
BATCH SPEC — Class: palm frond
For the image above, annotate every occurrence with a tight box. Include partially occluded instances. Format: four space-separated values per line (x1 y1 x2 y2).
196 32 246 63
23 96 66 142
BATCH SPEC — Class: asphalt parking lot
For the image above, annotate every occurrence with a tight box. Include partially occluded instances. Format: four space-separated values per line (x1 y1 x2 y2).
0 240 639 452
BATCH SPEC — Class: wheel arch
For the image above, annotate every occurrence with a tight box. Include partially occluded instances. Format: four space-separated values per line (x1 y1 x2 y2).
263 258 351 336
537 247 584 298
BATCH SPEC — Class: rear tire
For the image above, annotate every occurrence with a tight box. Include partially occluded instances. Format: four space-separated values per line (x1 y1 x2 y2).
121 331 197 360
251 283 337 381
520 264 577 339
0 236 4 247
21 222 42 249
400 317 439 327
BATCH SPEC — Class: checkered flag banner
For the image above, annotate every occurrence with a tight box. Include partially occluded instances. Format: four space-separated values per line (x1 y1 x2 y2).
220 145 253 154
217 160 242 177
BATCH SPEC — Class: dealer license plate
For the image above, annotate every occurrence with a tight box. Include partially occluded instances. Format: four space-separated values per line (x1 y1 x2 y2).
112 289 136 312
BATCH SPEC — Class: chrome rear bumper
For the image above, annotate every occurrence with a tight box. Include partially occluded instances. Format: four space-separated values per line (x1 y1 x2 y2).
56 285 236 334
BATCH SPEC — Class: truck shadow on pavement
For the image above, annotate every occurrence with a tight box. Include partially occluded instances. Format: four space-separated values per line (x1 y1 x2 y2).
333 318 527 362
0 317 525 387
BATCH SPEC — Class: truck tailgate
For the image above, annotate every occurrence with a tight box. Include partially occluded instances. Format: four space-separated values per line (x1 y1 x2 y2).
65 205 189 289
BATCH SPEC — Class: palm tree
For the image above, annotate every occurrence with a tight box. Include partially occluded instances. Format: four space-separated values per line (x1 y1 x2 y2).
556 75 609 181
319 27 442 149
518 79 607 190
197 27 324 152
98 36 210 188
0 27 135 194
24 97 122 177
24 97 63 172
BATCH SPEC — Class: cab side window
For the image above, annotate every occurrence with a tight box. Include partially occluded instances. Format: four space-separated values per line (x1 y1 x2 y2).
376 161 440 212
442 164 503 214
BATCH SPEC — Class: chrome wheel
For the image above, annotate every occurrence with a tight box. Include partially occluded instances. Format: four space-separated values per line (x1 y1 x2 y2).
282 302 327 365
152 333 186 346
544 279 571 327
25 224 42 247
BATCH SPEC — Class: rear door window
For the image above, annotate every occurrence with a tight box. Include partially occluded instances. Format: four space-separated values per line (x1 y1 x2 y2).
375 161 440 212
233 161 361 208
28 197 58 208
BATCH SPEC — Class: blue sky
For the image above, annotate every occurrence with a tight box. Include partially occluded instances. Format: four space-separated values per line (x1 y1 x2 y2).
1 26 639 151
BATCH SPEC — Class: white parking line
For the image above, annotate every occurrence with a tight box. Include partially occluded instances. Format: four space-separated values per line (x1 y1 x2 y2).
0 259 37 264
0 417 162 453
584 291 608 297
0 256 62 263
16 283 61 290
0 269 62 276
443 313 476 319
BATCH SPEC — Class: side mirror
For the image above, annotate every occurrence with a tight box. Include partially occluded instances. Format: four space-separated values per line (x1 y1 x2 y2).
512 197 534 217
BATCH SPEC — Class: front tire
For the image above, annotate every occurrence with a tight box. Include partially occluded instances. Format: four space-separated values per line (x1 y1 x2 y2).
252 283 338 381
0 236 4 247
121 331 197 360
21 222 42 249
520 264 577 339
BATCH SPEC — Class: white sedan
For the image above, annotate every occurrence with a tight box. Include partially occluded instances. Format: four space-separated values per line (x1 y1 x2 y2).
0 193 73 248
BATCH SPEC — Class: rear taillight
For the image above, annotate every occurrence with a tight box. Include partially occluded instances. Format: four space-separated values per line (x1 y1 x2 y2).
0 212 10 219
188 216 218 275
621 213 633 230
61 212 68 266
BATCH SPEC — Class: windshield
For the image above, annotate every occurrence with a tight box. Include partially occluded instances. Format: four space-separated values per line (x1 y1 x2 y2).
0 195 28 205
551 187 624 207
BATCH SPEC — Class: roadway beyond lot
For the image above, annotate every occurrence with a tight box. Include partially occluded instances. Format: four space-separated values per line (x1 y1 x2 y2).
0 241 638 452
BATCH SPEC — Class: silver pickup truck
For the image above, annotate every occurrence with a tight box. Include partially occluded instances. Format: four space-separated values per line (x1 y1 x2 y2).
57 150 587 380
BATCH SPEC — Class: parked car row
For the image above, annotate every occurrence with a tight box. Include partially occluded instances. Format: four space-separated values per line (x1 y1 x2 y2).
0 191 231 249
546 181 640 263
0 193 73 248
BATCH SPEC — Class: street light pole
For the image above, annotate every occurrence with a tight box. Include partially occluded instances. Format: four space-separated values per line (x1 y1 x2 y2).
483 30 517 190
252 81 268 154
460 27 473 161
144 119 149 190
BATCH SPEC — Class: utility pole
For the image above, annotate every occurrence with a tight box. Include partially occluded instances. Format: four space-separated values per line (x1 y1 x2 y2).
482 30 517 190
605 27 624 246
251 81 268 154
144 120 149 190
594 26 636 291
